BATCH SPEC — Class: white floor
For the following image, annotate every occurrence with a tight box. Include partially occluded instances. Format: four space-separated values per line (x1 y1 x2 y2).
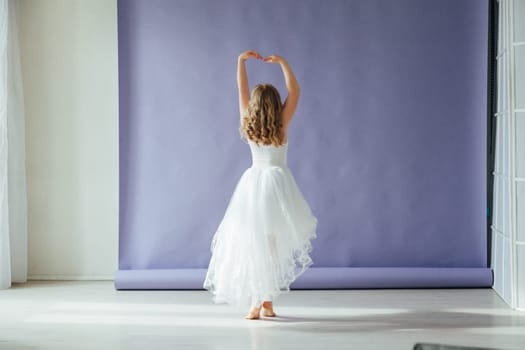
0 282 524 350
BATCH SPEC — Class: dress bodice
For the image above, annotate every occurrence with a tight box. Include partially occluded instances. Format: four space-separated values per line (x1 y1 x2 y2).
248 140 288 168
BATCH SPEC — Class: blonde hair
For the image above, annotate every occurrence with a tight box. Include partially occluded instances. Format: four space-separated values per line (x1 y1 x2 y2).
239 83 285 147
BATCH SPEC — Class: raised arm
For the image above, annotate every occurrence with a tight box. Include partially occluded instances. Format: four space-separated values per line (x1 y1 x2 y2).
264 55 300 128
237 50 263 121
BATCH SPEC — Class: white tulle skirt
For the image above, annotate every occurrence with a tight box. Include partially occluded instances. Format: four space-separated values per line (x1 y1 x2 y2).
203 164 318 308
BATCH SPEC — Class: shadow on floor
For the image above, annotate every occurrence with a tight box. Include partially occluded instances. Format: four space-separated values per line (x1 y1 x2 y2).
252 309 525 334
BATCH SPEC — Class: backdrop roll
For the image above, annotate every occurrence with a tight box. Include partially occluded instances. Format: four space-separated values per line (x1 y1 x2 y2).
116 0 492 289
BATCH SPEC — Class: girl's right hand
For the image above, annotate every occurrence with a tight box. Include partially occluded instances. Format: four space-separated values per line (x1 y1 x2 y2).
263 54 285 64
238 50 263 61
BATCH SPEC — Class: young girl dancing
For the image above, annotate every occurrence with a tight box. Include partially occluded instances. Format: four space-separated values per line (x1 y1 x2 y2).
203 50 318 320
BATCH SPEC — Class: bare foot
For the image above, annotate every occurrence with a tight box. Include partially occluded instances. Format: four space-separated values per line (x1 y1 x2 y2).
261 301 276 317
244 306 261 320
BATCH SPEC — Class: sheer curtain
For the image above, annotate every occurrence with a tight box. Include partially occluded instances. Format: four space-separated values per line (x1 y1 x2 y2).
0 0 28 289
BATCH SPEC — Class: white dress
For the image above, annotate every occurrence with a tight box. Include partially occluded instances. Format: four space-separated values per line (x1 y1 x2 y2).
203 138 318 308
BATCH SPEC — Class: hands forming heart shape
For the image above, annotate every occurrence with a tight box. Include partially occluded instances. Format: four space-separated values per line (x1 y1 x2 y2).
239 50 284 64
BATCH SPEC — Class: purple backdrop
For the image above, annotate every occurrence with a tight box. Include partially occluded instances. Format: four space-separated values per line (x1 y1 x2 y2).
116 0 492 289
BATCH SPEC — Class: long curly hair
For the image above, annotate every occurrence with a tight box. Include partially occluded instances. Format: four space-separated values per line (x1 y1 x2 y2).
239 83 285 147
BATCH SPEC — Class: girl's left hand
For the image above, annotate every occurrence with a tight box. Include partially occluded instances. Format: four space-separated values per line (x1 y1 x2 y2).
239 50 263 61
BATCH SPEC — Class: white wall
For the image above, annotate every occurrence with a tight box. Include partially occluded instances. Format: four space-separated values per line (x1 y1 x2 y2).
491 0 525 310
19 0 118 279
492 0 513 307
512 0 525 310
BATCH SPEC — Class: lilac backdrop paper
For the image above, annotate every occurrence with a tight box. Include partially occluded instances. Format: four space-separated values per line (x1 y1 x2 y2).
115 268 493 290
117 0 490 288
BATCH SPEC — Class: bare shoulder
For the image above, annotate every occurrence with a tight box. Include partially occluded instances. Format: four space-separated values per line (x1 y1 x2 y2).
280 126 289 144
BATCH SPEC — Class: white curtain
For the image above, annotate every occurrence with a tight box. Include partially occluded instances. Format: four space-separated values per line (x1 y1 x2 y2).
0 0 28 289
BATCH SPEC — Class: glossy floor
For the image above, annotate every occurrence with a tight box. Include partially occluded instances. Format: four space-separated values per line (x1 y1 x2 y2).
0 281 524 350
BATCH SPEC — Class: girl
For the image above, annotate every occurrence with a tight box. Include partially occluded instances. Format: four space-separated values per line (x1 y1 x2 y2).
203 50 318 320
